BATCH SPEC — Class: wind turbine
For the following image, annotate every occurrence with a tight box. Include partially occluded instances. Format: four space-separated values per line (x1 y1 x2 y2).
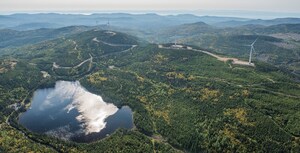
248 38 258 64
107 19 110 27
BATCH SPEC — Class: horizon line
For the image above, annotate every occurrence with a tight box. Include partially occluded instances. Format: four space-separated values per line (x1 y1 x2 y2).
1 10 300 19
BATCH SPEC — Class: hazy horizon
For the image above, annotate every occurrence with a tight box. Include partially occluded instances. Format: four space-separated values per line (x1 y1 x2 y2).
1 0 300 19
1 10 300 19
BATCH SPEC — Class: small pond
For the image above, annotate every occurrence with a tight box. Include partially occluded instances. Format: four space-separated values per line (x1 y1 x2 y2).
19 81 133 143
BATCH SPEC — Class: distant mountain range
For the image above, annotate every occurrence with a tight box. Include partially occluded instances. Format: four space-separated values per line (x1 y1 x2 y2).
0 13 299 76
215 18 300 27
1 13 300 31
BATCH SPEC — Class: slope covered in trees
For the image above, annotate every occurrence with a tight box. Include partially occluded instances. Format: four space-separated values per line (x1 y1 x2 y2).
0 30 299 152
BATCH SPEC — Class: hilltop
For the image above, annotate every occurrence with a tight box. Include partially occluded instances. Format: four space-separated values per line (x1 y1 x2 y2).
0 28 299 152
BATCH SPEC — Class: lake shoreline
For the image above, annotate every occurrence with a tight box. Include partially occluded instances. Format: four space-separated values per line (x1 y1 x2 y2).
18 80 134 143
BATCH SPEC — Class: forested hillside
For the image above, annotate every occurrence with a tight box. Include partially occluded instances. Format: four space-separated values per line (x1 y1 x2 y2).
151 23 300 76
0 30 299 152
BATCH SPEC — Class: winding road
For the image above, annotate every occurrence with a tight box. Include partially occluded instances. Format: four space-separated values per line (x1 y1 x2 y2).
52 38 137 70
53 53 93 69
92 37 134 47
93 37 138 58
158 44 254 67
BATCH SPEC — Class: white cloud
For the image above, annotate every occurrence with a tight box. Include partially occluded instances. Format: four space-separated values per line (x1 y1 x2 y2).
42 81 118 135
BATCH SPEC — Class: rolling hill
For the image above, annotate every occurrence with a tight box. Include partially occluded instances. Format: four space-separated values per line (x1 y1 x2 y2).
0 13 299 32
215 18 300 27
0 26 93 48
152 22 300 76
0 31 299 152
0 15 299 152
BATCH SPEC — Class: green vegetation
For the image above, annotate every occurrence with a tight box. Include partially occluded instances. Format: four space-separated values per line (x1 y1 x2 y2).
80 44 300 152
0 30 299 152
151 23 300 75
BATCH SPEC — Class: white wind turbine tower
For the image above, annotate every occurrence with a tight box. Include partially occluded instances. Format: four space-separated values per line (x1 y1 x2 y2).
106 19 111 31
248 38 258 64
107 19 110 27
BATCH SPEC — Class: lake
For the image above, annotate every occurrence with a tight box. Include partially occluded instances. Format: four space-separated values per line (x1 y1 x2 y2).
18 81 133 143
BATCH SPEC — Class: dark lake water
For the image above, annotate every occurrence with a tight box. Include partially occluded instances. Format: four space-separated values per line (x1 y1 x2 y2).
18 81 133 143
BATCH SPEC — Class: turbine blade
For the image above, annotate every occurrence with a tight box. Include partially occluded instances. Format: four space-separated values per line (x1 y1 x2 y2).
251 38 258 46
252 47 256 53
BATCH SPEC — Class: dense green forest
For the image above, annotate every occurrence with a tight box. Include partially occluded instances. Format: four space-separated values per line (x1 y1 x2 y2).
0 30 299 152
147 23 300 76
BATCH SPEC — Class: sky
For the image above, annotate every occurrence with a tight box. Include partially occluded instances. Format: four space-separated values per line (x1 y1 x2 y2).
1 0 300 18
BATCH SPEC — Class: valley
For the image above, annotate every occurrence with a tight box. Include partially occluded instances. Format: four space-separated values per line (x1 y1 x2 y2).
0 13 299 153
